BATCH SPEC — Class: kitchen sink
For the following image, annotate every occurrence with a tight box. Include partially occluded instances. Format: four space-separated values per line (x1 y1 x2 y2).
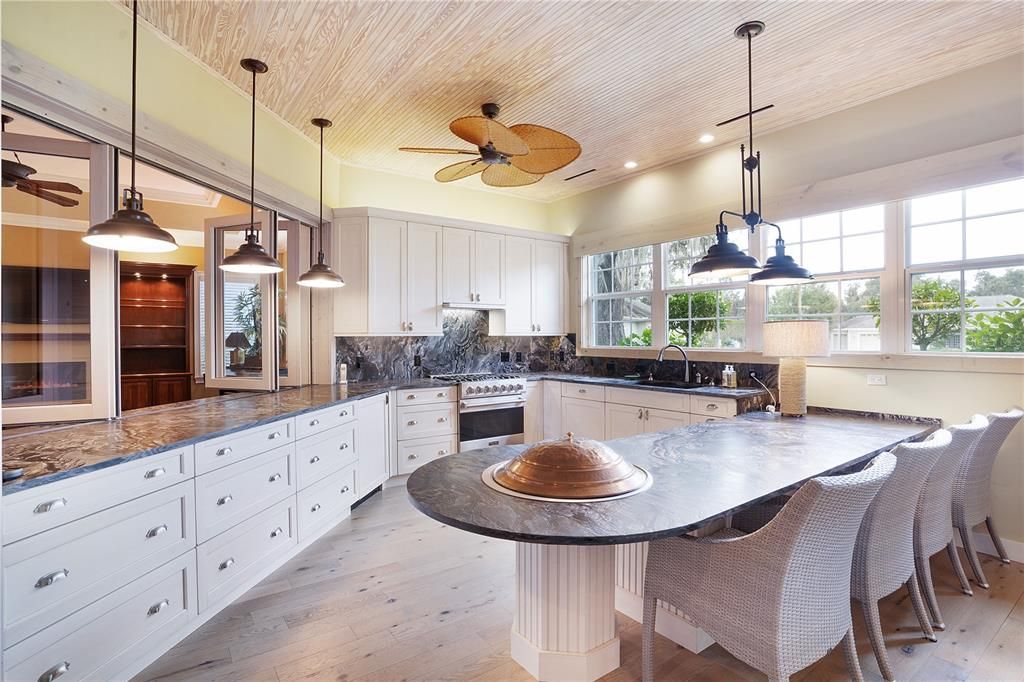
631 379 705 390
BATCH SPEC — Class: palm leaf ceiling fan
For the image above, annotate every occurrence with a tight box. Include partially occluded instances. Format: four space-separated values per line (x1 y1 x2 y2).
2 115 84 207
400 103 580 187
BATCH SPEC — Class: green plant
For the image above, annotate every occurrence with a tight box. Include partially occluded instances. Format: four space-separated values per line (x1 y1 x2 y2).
967 298 1024 352
616 290 726 347
233 285 263 356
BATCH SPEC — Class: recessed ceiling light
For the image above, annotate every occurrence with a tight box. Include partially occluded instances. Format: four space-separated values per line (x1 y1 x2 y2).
699 133 715 144
624 161 638 169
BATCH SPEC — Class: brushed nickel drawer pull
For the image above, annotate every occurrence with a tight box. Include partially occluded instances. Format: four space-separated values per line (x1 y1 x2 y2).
270 526 284 538
217 494 233 506
146 524 168 539
38 661 69 682
340 485 350 494
339 443 349 450
309 418 320 426
438 449 448 456
268 473 282 482
311 503 321 512
406 394 417 400
34 498 67 514
340 409 349 417
144 467 166 479
407 420 418 426
437 392 446 398
216 446 232 457
268 431 282 440
310 455 321 464
578 388 586 393
219 557 235 571
706 403 718 410
35 569 69 588
147 598 170 616
438 416 448 423
407 454 418 460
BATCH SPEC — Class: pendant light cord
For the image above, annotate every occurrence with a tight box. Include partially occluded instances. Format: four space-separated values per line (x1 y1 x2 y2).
318 124 325 263
249 66 257 242
130 0 138 198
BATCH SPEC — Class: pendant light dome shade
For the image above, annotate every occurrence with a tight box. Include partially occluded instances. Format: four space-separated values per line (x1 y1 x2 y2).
298 117 344 289
689 224 761 280
84 0 178 254
749 238 813 285
220 58 283 274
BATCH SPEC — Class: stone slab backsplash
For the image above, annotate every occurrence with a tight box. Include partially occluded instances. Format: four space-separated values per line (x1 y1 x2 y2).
335 309 778 388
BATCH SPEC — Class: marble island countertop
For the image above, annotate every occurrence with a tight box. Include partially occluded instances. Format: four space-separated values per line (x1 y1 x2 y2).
523 372 767 399
407 409 939 545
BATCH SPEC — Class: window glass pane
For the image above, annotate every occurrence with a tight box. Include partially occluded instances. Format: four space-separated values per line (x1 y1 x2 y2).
965 267 1024 307
843 232 884 271
911 313 961 352
911 190 962 225
2 153 92 407
594 267 612 294
966 308 1024 353
777 220 801 244
766 285 800 316
221 229 264 378
910 272 962 312
664 233 749 287
966 213 1024 260
801 212 840 240
842 205 885 235
910 222 962 264
720 319 745 349
801 239 841 274
593 252 612 270
966 178 1024 217
720 288 746 316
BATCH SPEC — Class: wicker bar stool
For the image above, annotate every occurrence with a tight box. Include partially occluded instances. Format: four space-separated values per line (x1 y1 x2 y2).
852 430 951 681
641 452 896 682
952 407 1024 588
914 416 987 629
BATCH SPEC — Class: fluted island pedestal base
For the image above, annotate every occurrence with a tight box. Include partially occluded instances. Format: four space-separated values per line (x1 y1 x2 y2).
512 543 619 682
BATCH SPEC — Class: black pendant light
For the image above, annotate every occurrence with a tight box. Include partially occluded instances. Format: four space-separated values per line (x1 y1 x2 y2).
298 118 345 288
220 58 283 274
83 0 178 253
689 21 811 285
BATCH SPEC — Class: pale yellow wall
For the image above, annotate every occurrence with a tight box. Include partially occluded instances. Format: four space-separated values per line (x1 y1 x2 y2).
0 225 90 268
548 55 1024 237
2 0 553 233
807 367 1024 546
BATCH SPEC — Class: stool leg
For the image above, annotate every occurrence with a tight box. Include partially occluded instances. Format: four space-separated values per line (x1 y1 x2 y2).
907 573 937 642
915 554 944 630
959 526 989 589
946 541 973 595
985 516 1011 564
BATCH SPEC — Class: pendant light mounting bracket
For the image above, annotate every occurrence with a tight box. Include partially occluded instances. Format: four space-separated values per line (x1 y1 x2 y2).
734 21 765 39
240 58 268 74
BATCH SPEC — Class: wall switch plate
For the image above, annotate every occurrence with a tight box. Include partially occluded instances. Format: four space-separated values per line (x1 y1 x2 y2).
515 352 524 363
413 354 422 367
500 351 511 362
867 374 887 386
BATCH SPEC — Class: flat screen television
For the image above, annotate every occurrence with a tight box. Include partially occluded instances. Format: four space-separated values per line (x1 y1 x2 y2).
1 265 91 325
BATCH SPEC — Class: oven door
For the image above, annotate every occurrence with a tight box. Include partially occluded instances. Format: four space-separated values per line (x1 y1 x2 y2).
459 398 525 451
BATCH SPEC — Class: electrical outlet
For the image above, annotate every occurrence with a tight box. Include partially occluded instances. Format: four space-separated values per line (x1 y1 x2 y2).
500 351 511 362
867 374 887 386
515 351 524 363
413 354 422 367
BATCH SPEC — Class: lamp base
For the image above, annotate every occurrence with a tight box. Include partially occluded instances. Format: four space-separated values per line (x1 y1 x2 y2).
778 356 808 417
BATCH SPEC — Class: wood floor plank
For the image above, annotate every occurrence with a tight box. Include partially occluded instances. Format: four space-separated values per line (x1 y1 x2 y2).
136 484 1024 682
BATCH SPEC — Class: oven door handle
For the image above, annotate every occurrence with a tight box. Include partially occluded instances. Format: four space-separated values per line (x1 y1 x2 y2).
459 398 526 413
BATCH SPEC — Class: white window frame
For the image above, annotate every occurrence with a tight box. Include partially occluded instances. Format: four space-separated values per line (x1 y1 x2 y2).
587 246 658 349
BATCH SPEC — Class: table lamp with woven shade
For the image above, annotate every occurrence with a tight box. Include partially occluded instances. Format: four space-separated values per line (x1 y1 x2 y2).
762 320 830 416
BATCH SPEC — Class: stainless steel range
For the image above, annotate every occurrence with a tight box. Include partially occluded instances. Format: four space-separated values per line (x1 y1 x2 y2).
431 373 526 451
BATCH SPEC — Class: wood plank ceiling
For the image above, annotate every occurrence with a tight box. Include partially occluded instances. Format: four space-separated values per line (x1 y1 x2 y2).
122 0 1022 202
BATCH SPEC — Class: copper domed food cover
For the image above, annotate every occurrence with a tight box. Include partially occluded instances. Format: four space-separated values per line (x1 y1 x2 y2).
492 432 648 499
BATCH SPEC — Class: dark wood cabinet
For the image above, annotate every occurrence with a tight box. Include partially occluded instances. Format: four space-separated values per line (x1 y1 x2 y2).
119 263 195 410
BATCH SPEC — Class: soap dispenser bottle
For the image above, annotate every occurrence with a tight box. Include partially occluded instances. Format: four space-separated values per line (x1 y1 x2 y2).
723 364 737 389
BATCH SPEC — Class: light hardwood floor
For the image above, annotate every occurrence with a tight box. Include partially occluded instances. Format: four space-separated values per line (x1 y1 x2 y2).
137 484 1024 682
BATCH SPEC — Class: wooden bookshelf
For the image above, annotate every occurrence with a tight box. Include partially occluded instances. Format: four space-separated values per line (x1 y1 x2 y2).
119 263 196 410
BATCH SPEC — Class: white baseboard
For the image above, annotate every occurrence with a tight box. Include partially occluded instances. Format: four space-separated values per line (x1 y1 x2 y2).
614 587 715 654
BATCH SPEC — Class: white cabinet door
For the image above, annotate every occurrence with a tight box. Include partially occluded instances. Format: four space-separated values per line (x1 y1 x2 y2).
405 222 443 335
356 393 389 496
645 408 690 433
524 382 544 443
368 217 405 334
442 226 474 306
532 240 565 335
474 231 506 305
605 402 646 440
561 397 606 441
542 380 563 439
504 236 534 334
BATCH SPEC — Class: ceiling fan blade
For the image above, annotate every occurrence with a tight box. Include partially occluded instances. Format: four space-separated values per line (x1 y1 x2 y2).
435 159 486 183
449 117 529 157
25 179 83 194
17 183 79 207
508 124 582 174
481 164 543 188
400 147 478 155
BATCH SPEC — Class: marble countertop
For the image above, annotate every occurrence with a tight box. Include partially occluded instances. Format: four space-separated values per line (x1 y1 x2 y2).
406 410 938 545
523 372 766 399
2 379 449 494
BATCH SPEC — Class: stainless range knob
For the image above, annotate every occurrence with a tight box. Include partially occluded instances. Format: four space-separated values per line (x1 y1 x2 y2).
515 383 523 391
483 386 492 393
465 386 475 395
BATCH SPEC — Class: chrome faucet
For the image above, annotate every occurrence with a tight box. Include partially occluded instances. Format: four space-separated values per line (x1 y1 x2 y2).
654 344 690 383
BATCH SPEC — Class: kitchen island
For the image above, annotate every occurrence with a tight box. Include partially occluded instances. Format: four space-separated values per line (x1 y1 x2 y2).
407 409 938 682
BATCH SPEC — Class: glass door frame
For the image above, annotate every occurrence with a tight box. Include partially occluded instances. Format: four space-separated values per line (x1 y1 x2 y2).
278 218 313 387
203 211 278 392
1 132 118 424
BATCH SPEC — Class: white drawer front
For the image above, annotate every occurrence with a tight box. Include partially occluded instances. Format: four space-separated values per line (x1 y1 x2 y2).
197 497 295 613
195 419 294 475
295 401 357 440
562 382 606 402
396 435 457 475
396 386 456 405
396 403 456 440
295 424 358 490
296 465 357 542
3 447 193 545
605 387 690 412
195 445 295 543
4 551 197 682
690 396 737 418
3 481 195 646
695 415 728 423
